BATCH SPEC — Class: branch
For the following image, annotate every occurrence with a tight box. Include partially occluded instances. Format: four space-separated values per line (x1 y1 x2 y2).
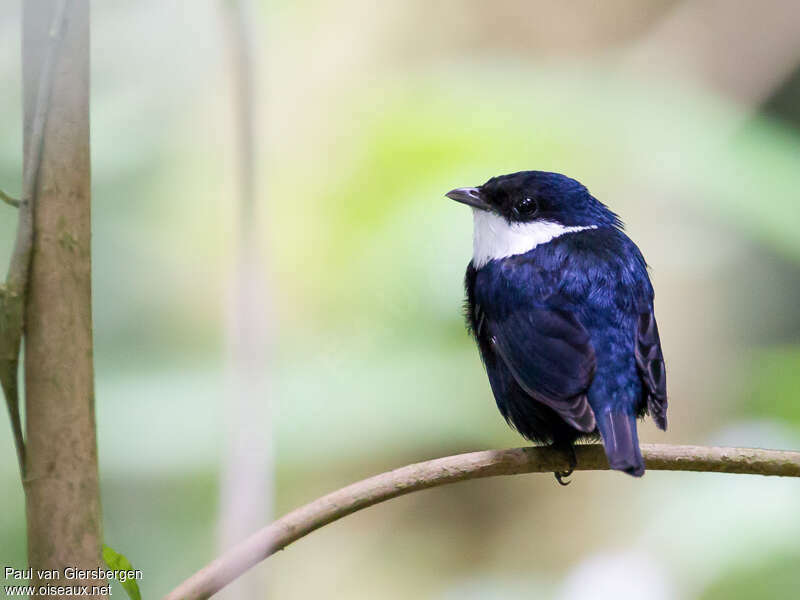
162 443 800 600
0 190 20 208
0 0 69 477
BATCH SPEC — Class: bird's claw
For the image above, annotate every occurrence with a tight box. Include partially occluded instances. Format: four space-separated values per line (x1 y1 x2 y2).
554 470 572 486
553 445 578 486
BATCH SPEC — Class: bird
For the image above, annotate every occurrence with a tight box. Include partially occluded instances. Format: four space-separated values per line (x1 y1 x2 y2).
447 171 667 482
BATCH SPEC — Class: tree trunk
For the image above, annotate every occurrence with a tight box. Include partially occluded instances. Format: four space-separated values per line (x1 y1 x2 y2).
22 1 106 596
218 2 273 599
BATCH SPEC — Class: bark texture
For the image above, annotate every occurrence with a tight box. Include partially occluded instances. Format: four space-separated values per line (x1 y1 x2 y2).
22 1 106 596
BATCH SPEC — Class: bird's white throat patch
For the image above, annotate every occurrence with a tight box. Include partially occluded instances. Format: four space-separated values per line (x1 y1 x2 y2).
472 209 596 268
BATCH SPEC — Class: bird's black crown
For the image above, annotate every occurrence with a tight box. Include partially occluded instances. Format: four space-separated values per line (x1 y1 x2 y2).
452 170 623 229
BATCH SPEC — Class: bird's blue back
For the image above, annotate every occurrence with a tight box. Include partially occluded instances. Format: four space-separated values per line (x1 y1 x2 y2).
470 226 656 461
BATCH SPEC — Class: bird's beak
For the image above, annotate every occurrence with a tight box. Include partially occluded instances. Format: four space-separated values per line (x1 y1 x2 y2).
445 187 491 211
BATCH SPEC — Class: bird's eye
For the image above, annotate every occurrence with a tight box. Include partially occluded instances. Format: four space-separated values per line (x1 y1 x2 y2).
516 197 538 217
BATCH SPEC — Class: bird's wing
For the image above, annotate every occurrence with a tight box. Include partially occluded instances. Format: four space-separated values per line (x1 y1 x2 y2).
635 309 667 430
486 305 597 432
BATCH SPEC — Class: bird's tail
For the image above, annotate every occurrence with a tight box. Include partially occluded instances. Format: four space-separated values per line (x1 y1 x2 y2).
595 410 645 477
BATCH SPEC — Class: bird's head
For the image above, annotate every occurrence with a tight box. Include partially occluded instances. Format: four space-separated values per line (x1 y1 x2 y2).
447 171 622 267
446 170 620 229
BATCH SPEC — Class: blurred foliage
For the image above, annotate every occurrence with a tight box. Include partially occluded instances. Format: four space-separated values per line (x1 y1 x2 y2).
1 2 800 599
742 346 800 426
700 552 800 600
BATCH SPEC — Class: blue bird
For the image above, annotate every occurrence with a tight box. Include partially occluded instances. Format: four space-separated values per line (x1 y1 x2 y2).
447 171 667 482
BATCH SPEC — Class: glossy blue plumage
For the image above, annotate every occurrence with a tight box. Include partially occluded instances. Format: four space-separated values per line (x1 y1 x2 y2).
456 171 667 478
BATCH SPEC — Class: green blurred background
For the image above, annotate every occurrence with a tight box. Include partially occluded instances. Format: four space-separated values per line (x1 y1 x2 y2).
2 1 800 598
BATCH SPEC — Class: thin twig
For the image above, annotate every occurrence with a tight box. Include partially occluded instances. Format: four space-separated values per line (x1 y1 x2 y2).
162 443 800 600
0 0 70 477
0 190 20 208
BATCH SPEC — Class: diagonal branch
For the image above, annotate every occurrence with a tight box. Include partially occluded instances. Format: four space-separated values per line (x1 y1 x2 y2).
162 443 800 600
0 190 20 208
0 0 69 477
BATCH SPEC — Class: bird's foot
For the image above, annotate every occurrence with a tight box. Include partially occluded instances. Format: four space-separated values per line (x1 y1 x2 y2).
554 470 572 486
552 445 578 486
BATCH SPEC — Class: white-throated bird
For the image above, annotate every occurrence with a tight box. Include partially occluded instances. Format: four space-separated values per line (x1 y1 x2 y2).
448 171 667 483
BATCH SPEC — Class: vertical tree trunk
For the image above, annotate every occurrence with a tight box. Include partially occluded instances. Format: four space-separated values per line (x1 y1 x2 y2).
218 1 273 597
22 1 106 596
